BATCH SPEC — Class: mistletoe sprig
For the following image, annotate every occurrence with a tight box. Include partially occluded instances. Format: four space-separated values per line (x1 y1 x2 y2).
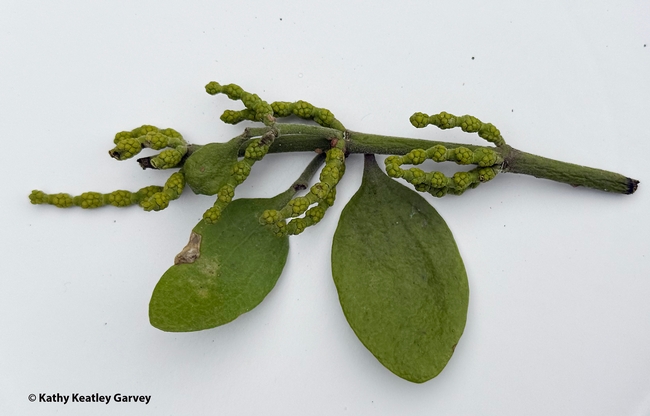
30 82 638 383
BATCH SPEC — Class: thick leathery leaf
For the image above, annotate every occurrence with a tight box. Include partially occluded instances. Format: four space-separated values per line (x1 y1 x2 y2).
183 139 240 195
331 154 469 383
149 191 291 332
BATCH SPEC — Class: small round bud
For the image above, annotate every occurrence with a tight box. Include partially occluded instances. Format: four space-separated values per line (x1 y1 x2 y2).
289 197 310 216
430 171 448 188
326 147 345 162
477 167 498 182
205 81 222 95
459 115 481 133
107 190 133 207
310 182 331 200
409 112 429 128
244 140 269 161
109 138 142 160
164 172 185 197
287 218 307 235
151 149 183 169
221 83 244 100
454 147 473 165
478 123 504 146
428 145 448 162
29 190 47 205
306 205 326 224
271 101 293 117
141 192 170 211
146 132 169 150
293 101 315 119
202 206 222 224
231 160 252 184
385 163 403 178
453 171 472 191
217 184 235 203
325 187 337 206
475 148 499 167
313 108 335 127
50 193 73 208
260 209 281 225
114 131 132 144
405 149 428 165
77 192 103 209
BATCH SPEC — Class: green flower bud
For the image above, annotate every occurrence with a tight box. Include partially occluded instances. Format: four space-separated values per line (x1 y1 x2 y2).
325 187 336 206
151 149 183 169
75 192 103 209
289 197 310 216
313 108 335 127
431 111 455 129
164 172 186 198
221 83 244 100
474 147 499 167
385 162 403 178
107 190 134 207
137 185 164 200
260 209 281 225
244 139 270 161
430 171 448 188
428 145 447 162
405 149 428 165
459 115 481 133
271 101 293 117
29 190 47 205
454 147 473 165
220 109 255 125
272 220 287 237
130 125 159 138
306 205 326 224
205 81 222 95
50 193 73 208
326 147 345 162
141 192 170 211
477 167 498 182
109 138 142 160
452 171 472 191
231 160 252 184
293 100 315 119
145 132 170 150
113 131 132 144
407 167 427 185
159 128 182 139
310 182 331 200
217 184 235 203
287 217 307 235
409 112 429 128
202 206 222 224
478 123 504 146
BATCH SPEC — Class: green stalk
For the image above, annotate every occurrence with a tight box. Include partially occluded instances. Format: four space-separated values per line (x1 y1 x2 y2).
182 123 638 195
499 146 638 194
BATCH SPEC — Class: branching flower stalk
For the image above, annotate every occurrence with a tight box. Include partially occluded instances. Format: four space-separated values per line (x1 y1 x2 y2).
28 81 639 383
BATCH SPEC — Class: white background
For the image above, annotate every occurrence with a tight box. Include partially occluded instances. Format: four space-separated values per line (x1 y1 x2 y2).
1 1 649 415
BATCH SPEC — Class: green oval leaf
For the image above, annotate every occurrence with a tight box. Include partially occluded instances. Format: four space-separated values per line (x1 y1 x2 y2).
331 154 469 383
149 191 291 332
183 139 240 195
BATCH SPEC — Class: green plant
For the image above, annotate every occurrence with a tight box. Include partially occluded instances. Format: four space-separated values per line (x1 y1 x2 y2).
29 82 639 383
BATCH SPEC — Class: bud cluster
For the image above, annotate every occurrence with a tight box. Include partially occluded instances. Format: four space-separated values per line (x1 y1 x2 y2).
261 146 345 236
410 111 506 147
384 144 501 197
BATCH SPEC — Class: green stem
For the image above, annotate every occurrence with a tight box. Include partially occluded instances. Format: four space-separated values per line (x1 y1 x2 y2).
500 146 638 194
182 123 638 195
